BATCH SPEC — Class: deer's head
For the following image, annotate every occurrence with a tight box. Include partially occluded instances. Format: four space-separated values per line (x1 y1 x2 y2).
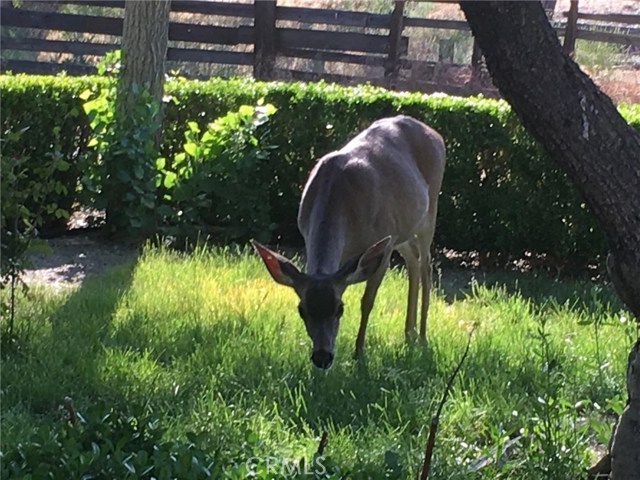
251 237 391 368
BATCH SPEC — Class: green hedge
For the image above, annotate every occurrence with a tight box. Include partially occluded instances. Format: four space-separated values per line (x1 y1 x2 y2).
2 74 639 259
0 75 95 234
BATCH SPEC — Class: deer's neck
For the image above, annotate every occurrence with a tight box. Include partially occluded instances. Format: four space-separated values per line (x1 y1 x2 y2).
304 218 346 276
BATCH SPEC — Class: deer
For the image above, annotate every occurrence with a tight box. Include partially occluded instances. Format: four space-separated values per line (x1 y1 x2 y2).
252 115 446 369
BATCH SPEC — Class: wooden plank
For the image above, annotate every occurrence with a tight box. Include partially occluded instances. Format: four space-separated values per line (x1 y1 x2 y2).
573 12 640 24
0 36 118 56
273 67 381 86
555 21 640 36
0 6 253 44
167 47 253 65
403 17 469 31
56 0 256 18
279 47 411 68
170 1 253 18
278 28 407 54
1 7 123 35
254 0 276 79
576 29 640 47
169 22 253 45
53 0 124 9
0 58 96 75
276 6 389 29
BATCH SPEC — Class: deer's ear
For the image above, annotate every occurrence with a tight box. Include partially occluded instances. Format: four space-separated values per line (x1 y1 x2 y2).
338 236 393 285
251 240 302 287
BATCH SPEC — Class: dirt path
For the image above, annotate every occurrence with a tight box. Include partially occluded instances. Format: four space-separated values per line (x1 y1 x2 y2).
23 231 139 290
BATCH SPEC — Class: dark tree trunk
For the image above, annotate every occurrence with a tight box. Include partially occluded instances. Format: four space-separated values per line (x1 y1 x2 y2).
118 0 170 114
107 0 170 234
458 1 640 320
459 2 640 478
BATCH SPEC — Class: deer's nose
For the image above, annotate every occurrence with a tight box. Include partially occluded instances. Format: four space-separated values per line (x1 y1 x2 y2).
311 350 334 369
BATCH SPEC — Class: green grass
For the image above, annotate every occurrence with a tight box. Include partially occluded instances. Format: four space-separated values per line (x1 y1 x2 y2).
1 246 636 478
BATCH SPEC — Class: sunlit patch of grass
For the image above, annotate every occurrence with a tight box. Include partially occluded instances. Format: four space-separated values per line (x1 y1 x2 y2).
1 245 634 478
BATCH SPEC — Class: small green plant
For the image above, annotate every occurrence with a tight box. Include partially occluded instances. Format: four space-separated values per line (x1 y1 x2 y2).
522 315 589 477
1 400 215 479
159 102 278 243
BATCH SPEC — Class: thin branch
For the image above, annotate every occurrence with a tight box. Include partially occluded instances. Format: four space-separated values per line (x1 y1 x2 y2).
419 325 477 480
317 430 328 456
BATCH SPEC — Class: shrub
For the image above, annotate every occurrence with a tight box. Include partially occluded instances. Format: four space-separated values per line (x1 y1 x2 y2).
159 102 278 243
1 73 638 259
81 51 163 235
0 75 95 236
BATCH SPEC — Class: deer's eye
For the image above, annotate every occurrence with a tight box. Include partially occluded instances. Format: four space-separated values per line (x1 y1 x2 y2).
336 303 344 318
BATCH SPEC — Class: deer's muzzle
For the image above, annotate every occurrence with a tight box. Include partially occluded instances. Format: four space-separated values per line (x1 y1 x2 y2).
311 350 334 369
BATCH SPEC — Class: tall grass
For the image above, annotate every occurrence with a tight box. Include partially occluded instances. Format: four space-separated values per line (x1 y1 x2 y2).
1 246 635 478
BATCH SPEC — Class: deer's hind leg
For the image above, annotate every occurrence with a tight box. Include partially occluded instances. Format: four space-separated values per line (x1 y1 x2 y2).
417 219 437 341
396 240 421 339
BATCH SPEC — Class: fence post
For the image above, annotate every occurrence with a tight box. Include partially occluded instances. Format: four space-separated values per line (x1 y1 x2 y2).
384 0 405 89
254 0 276 80
563 0 579 57
471 38 482 71
438 38 454 63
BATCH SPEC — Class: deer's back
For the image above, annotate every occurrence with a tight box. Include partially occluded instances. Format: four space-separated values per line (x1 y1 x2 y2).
298 115 445 260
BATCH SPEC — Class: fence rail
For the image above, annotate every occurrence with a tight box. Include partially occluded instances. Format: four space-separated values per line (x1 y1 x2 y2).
1 0 638 96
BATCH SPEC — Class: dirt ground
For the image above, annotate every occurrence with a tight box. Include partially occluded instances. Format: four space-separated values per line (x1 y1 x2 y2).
23 231 138 290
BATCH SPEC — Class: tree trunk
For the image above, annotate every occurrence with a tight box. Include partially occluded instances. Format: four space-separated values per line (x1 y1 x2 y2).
458 2 640 478
118 0 170 115
106 0 170 234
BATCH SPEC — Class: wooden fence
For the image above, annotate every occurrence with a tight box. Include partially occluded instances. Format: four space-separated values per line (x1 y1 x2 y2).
1 0 638 96
562 0 640 55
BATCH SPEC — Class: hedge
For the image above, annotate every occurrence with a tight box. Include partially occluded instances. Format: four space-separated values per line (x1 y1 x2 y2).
2 73 639 259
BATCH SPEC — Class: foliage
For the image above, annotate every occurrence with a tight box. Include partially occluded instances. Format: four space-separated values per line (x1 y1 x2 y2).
158 102 278 243
1 74 639 257
618 102 640 129
0 126 64 346
1 401 215 479
1 397 343 480
81 51 162 235
1 247 634 478
0 74 93 234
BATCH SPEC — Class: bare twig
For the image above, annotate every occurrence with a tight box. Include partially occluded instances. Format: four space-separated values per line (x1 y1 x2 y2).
317 431 328 456
64 396 78 426
419 325 477 480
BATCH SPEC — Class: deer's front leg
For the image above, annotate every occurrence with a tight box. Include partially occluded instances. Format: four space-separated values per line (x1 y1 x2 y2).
354 255 391 358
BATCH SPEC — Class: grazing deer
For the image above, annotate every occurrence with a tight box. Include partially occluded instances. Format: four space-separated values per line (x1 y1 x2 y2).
252 115 446 369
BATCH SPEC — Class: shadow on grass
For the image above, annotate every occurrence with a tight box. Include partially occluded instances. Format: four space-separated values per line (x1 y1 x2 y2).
434 264 624 317
6 259 138 416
